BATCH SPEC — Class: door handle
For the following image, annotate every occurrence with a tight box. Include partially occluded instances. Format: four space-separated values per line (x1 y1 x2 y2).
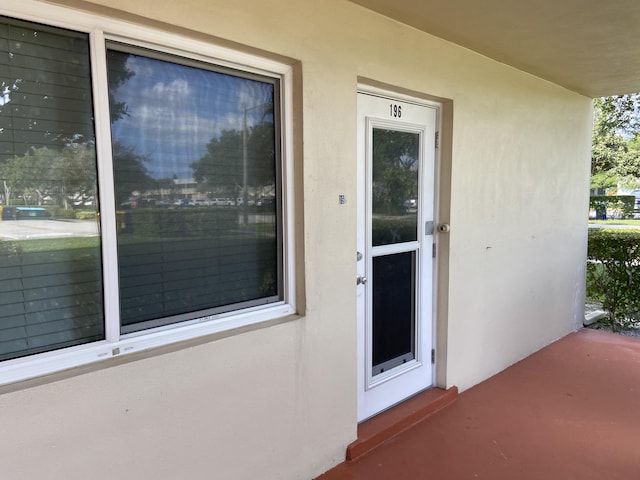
356 275 368 285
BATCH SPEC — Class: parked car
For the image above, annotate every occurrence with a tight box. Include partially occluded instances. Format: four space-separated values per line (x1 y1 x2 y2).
256 196 275 211
16 207 51 219
403 198 417 213
632 190 640 217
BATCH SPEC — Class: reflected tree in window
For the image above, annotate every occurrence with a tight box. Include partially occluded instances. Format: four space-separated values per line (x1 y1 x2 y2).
191 116 276 202
372 129 419 215
371 129 420 246
0 18 132 209
111 142 153 207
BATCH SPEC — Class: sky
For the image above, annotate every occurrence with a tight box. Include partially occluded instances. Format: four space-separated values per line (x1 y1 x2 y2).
109 52 275 180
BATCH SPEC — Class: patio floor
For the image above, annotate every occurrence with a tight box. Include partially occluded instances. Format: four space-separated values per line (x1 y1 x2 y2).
317 329 640 480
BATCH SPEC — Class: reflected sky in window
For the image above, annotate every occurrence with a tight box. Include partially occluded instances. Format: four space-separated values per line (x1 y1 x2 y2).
108 51 275 179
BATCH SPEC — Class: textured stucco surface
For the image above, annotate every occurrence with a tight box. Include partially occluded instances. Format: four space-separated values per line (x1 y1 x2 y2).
0 1 592 479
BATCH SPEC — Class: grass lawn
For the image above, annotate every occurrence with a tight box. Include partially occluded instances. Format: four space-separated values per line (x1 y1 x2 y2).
12 236 100 253
589 219 640 226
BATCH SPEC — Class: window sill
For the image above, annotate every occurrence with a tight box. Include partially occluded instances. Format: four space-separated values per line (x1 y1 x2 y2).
0 303 297 388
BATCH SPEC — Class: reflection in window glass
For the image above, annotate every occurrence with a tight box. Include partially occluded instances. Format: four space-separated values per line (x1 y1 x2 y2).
371 129 419 246
372 252 416 375
0 17 103 360
107 47 282 332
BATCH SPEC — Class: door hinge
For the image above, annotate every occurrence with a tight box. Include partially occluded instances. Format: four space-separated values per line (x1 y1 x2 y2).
435 131 439 149
432 243 436 258
431 348 435 364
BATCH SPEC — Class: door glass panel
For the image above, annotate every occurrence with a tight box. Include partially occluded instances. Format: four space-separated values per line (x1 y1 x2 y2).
371 129 419 246
372 251 416 375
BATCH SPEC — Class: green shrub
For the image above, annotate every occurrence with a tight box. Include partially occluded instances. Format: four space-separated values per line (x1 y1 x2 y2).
124 208 238 237
0 241 22 257
371 217 417 245
589 195 635 218
45 206 77 219
75 210 97 220
587 229 640 330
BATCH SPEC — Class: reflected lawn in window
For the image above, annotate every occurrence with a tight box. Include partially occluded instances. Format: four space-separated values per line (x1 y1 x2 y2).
116 207 278 330
5 236 99 253
371 214 419 245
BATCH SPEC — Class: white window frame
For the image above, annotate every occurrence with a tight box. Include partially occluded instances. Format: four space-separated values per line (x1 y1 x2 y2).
0 0 297 385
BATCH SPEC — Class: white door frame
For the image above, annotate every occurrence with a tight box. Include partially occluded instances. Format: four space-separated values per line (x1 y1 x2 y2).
356 87 440 422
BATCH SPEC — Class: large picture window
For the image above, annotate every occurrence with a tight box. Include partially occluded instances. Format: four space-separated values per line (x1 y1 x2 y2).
107 46 282 333
0 10 291 374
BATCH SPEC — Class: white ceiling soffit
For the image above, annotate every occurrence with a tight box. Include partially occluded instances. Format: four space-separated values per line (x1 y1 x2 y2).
350 0 640 98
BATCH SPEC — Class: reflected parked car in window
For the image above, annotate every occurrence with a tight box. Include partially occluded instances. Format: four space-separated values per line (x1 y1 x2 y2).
403 198 417 213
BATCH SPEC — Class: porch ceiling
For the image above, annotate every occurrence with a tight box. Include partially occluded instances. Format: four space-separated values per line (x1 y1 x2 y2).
350 0 640 98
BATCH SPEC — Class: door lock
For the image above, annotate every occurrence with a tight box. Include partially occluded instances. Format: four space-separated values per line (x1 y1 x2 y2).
356 275 368 285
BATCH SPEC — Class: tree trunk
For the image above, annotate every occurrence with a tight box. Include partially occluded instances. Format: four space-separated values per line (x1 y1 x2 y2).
3 180 11 206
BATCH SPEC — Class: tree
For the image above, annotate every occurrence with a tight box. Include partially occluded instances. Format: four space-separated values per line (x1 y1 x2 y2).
0 147 51 206
191 122 276 198
19 147 56 206
0 156 21 206
112 143 154 206
1 20 134 208
56 143 98 209
371 129 419 214
594 95 640 134
0 145 99 209
591 95 640 191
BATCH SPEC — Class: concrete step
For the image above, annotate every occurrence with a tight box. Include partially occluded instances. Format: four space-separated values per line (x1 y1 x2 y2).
346 386 458 461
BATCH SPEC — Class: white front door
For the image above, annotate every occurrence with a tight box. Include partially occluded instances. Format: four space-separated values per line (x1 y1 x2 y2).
356 89 438 421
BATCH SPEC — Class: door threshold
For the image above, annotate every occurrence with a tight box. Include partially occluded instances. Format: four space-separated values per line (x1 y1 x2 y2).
347 386 458 461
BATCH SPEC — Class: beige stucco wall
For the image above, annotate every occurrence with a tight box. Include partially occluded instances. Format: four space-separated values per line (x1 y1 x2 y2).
0 1 592 479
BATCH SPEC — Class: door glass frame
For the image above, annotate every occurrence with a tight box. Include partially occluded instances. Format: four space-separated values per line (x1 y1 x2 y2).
357 88 439 422
365 118 427 389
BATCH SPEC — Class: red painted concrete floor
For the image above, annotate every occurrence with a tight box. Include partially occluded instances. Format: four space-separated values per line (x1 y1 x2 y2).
317 329 640 480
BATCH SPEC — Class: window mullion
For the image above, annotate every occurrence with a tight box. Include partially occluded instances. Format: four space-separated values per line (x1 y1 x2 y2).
90 29 121 343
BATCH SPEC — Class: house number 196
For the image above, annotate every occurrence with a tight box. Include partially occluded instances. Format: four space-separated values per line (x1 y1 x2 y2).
390 104 402 118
